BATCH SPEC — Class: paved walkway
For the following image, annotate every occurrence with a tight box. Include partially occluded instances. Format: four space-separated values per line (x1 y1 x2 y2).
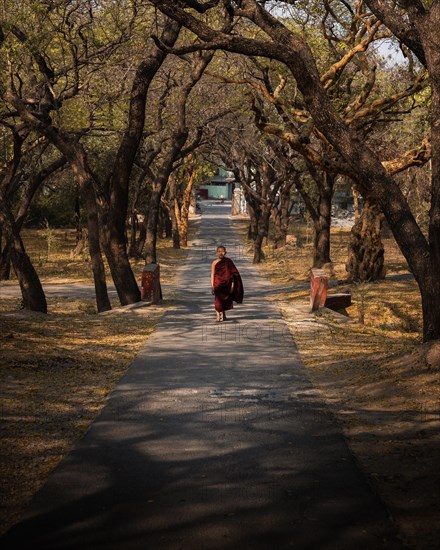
2 203 402 549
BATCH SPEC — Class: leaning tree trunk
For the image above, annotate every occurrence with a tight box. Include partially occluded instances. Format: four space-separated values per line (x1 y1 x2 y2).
0 202 47 313
346 197 386 282
10 234 47 313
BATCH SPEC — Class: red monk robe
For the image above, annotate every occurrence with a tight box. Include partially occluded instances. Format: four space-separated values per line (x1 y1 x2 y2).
213 257 244 313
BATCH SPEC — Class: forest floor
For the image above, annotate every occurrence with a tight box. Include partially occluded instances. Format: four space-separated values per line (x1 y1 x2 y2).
235 216 440 550
0 222 197 536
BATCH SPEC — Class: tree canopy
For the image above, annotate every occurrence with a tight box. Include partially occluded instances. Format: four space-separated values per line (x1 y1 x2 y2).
1 0 438 341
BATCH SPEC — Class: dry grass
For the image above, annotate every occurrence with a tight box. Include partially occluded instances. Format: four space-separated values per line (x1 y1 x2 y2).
0 220 198 535
233 216 440 550
1 226 193 286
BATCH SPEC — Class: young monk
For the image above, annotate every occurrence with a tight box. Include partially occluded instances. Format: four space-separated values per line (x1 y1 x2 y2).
211 245 244 322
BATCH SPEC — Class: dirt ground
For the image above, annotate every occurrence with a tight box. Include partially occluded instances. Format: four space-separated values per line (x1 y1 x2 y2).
235 216 440 550
2 215 440 548
0 223 197 536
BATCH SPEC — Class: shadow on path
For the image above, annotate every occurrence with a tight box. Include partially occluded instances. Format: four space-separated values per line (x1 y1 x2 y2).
2 202 404 549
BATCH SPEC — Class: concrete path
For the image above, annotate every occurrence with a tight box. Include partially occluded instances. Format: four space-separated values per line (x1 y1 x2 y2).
2 203 403 549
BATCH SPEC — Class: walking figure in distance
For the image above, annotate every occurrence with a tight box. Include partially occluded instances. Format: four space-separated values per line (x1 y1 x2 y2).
211 245 244 322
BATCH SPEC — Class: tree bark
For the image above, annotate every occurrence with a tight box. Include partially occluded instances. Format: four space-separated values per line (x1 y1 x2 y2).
179 163 196 247
161 203 172 238
293 168 334 268
171 199 181 249
0 201 47 313
247 201 259 241
145 186 162 264
420 272 440 343
279 185 292 247
128 211 137 258
10 234 47 313
0 244 11 280
136 224 147 257
99 19 181 303
313 218 331 268
312 194 332 268
346 197 386 282
272 207 282 249
81 179 112 312
253 210 271 263
421 6 440 341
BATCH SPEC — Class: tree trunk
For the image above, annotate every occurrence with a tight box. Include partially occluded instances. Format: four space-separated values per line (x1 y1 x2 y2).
158 204 171 238
420 272 440 342
421 8 440 341
171 199 181 249
136 224 146 257
0 203 47 313
247 201 259 241
10 234 47 313
179 164 196 247
279 186 292 247
145 187 161 264
11 237 47 312
100 221 140 306
253 210 271 263
82 183 112 313
0 243 11 280
272 208 283 249
312 180 333 268
74 188 82 247
313 218 331 268
128 211 138 258
273 184 292 248
71 190 86 258
100 20 180 298
253 231 266 263
346 198 386 282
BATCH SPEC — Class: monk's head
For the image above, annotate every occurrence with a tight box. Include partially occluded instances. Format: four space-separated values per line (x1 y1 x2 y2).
216 245 226 259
